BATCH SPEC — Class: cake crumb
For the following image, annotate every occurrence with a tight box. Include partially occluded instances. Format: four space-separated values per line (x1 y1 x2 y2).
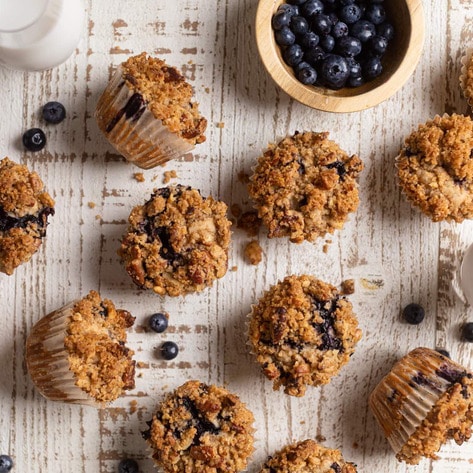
163 170 177 184
323 244 329 253
137 361 148 368
352 442 359 449
237 170 250 184
129 399 138 414
231 203 242 218
88 201 96 209
95 215 102 220
204 87 210 94
315 434 326 443
237 210 262 237
244 240 263 265
133 172 145 182
231 265 238 272
342 279 355 295
216 122 225 129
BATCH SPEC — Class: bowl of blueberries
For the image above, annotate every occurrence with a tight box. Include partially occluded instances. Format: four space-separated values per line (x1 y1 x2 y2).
256 0 424 112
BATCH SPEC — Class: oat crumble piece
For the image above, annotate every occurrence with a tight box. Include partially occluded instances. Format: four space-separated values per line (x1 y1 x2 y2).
341 279 355 295
163 169 177 184
237 210 261 237
244 240 263 265
134 172 145 182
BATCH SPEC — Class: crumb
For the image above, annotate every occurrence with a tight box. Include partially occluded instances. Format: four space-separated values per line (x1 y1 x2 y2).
95 215 101 220
130 399 138 414
137 361 147 368
88 201 96 209
163 170 177 184
352 442 359 449
342 279 355 295
244 240 263 265
204 87 210 93
133 172 145 182
138 373 143 378
216 122 225 129
231 266 238 272
237 211 262 237
152 174 159 182
237 170 250 184
323 244 329 253
231 203 242 218
300 420 306 425
315 434 326 443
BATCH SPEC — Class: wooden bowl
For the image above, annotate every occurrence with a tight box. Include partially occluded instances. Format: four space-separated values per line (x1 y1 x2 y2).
256 0 425 113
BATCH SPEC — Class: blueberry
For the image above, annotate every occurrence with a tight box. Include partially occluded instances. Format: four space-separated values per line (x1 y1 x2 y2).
332 21 349 39
339 4 362 24
294 61 311 72
300 31 320 49
296 65 318 85
283 43 304 66
402 303 425 325
368 35 388 56
377 21 394 41
278 4 299 17
319 54 349 89
462 322 473 342
327 12 338 26
364 4 386 25
363 56 383 79
436 349 450 358
272 11 291 30
320 34 335 52
0 456 13 473
346 57 362 77
304 45 326 66
312 14 332 36
42 101 66 124
118 459 139 473
22 128 46 152
149 312 168 333
275 26 296 46
350 19 376 43
347 75 365 87
336 35 362 57
290 15 309 35
160 341 179 360
301 0 324 18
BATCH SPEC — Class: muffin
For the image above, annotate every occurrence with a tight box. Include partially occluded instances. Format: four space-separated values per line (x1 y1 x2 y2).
118 185 232 297
25 290 136 407
248 274 362 397
396 114 473 222
95 52 207 169
259 439 357 473
248 131 363 243
143 380 255 473
460 49 473 109
0 157 54 275
369 347 473 464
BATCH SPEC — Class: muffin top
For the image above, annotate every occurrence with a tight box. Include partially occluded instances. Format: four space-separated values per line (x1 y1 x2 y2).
118 185 232 297
248 131 363 243
260 439 357 473
143 380 255 473
64 290 136 404
0 157 55 275
397 114 473 222
121 53 207 144
248 274 362 397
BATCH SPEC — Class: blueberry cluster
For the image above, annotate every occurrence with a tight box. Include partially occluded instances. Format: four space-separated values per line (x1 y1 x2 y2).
148 312 180 360
272 0 394 89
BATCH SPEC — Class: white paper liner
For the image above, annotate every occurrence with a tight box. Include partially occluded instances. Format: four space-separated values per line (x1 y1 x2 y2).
25 301 103 407
369 347 464 454
460 47 473 108
95 65 195 169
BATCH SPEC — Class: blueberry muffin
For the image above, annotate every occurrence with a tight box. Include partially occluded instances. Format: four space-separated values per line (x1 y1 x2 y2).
0 157 54 275
95 52 207 169
260 439 357 473
396 114 473 222
118 185 232 297
369 347 473 464
248 131 363 243
143 380 255 473
25 290 136 407
248 275 362 397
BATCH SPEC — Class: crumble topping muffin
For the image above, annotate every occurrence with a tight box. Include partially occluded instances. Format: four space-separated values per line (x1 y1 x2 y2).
369 347 473 465
143 380 255 473
0 157 54 275
95 52 207 169
25 290 135 406
396 114 473 222
248 131 363 243
248 275 362 397
260 439 357 473
118 185 232 297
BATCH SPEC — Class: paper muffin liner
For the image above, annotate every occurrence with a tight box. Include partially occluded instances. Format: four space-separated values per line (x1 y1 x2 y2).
25 301 103 408
95 65 195 169
460 47 473 109
369 347 468 454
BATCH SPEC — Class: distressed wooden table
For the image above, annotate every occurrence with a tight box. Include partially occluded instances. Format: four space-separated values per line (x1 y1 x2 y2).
1 1 473 472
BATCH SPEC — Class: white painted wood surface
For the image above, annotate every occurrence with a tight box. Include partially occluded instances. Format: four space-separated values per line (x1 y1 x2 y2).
1 1 473 472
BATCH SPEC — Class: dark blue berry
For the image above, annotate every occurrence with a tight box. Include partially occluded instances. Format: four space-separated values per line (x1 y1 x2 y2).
283 43 304 66
301 0 324 18
320 34 335 52
118 458 139 473
275 26 296 46
272 11 291 30
348 75 365 87
304 46 326 66
278 4 299 17
294 61 311 72
462 322 473 342
0 456 13 473
327 12 338 25
368 35 388 56
297 65 318 85
339 4 362 24
346 57 362 77
377 21 394 41
402 303 425 325
42 101 66 124
22 128 46 152
350 19 376 43
300 31 320 49
363 56 383 79
290 15 309 35
319 54 349 89
312 13 332 36
332 21 349 39
160 341 179 360
436 349 450 358
364 4 386 25
336 36 362 57
149 312 168 333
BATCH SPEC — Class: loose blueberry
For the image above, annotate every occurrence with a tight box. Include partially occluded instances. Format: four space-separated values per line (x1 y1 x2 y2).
283 43 304 66
301 0 324 18
320 34 335 52
300 31 320 49
364 3 386 25
275 26 296 47
436 348 451 358
319 54 349 89
118 459 139 473
336 35 362 57
272 11 291 30
149 312 168 333
363 56 383 79
290 15 309 35
462 322 473 342
304 45 326 66
332 21 349 39
339 4 362 24
297 65 318 85
0 456 13 473
160 341 179 360
42 101 66 124
368 35 388 56
350 19 376 43
377 21 394 41
311 13 332 36
402 303 425 325
22 128 46 152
